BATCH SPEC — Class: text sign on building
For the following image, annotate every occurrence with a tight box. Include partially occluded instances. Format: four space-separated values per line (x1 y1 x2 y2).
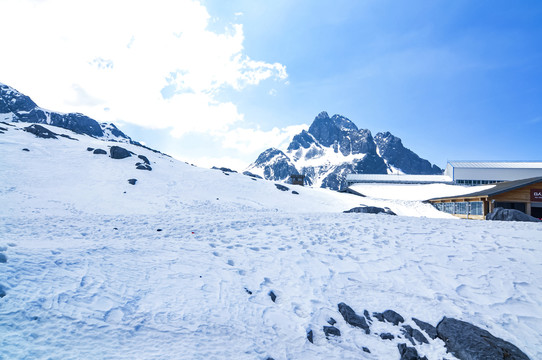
531 189 542 202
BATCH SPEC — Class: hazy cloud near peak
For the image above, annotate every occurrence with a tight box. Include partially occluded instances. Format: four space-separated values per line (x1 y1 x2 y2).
1 0 287 137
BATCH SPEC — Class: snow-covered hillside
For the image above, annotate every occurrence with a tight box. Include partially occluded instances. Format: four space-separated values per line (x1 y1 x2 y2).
0 121 540 359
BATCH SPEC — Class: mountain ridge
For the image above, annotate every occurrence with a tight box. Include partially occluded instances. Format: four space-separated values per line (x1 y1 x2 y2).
247 111 443 190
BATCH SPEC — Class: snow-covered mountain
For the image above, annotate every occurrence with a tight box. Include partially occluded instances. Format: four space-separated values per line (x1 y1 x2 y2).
0 86 538 359
246 111 442 190
0 82 130 141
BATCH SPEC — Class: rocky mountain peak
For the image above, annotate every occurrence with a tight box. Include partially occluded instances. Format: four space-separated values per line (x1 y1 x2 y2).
248 111 443 190
0 82 129 140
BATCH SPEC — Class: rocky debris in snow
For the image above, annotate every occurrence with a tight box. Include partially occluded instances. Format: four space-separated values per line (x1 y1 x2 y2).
275 184 290 192
292 191 299 195
212 166 237 173
22 148 29 152
380 332 395 340
337 302 370 334
244 288 252 295
486 207 541 222
412 318 438 340
362 347 371 353
307 330 314 343
86 147 94 151
0 284 6 298
93 148 107 155
127 179 137 185
0 121 15 126
373 310 405 326
436 317 530 360
0 126 7 132
109 146 132 159
23 124 58 139
401 325 429 345
0 253 6 263
398 343 428 360
323 326 341 338
364 309 372 322
138 155 150 165
59 133 78 141
222 172 230 176
327 317 336 325
136 163 152 171
242 171 262 179
344 206 396 215
268 291 277 303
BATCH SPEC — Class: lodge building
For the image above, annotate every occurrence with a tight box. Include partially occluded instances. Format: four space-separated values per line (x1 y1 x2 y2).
428 177 542 220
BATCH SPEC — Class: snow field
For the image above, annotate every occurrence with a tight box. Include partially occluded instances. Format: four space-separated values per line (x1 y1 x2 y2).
1 210 540 359
1 122 541 359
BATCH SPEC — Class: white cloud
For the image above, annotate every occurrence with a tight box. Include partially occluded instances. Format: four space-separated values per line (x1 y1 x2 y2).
219 124 309 155
0 0 287 137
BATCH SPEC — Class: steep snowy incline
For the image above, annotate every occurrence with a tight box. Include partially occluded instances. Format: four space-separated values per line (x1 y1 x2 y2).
0 121 447 218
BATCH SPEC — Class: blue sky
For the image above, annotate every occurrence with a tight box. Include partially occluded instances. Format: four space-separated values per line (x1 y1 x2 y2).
2 0 541 170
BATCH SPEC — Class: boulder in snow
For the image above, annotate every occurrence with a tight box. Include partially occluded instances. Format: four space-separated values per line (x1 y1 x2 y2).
436 317 529 360
323 326 341 338
337 302 370 334
93 149 107 155
109 146 132 159
138 155 150 165
344 206 396 215
23 124 58 139
486 207 541 222
275 184 290 192
373 309 404 325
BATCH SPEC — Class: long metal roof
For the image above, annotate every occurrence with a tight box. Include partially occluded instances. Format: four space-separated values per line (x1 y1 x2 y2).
448 161 542 169
346 174 453 183
429 176 542 201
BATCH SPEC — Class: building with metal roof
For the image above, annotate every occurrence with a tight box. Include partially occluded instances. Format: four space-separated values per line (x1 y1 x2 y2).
444 161 542 185
345 174 453 187
429 177 542 220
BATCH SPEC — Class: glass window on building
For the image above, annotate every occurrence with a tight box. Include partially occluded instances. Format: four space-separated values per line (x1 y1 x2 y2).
470 201 483 215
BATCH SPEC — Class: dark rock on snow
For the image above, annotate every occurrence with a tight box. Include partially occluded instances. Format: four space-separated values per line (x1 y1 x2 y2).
373 310 405 326
212 166 237 173
412 317 438 340
86 147 94 151
327 317 337 326
364 309 372 322
401 325 429 345
292 190 299 195
436 317 530 360
22 148 30 151
398 343 428 360
275 184 290 192
344 206 396 215
138 154 150 165
0 284 6 298
323 326 341 338
307 330 313 343
337 302 370 334
127 179 137 185
136 163 152 171
242 171 262 179
109 146 132 159
486 207 541 222
268 291 277 303
93 148 107 155
380 332 395 340
362 347 371 353
0 253 6 263
23 124 58 139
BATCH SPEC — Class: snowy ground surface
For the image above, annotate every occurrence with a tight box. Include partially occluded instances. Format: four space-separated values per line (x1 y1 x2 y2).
1 122 541 359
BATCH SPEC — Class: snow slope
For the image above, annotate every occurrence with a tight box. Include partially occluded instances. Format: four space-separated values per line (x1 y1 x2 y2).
1 122 540 359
